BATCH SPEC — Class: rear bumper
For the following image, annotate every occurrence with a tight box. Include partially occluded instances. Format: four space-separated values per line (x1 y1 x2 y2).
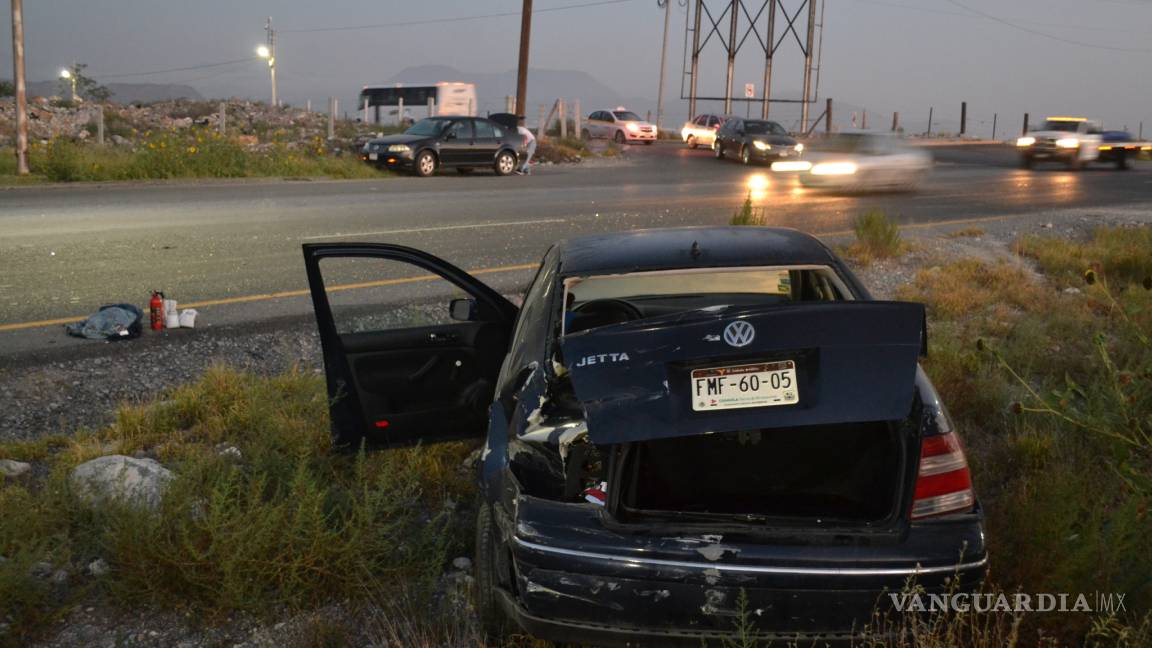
502 497 986 644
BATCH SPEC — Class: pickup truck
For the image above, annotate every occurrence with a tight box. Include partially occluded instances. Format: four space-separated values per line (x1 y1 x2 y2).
1016 117 1151 170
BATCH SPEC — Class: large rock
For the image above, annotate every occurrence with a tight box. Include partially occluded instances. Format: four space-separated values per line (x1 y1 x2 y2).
0 459 32 478
69 455 173 510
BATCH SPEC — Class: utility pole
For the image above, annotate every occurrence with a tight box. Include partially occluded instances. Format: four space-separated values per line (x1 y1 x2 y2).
10 0 29 175
656 0 672 131
515 0 533 119
261 17 278 107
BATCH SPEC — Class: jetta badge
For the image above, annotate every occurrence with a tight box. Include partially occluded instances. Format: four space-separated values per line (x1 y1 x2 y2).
723 320 755 347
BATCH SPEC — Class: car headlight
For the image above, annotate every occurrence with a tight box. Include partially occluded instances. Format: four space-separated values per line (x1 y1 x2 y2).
1016 136 1035 147
810 161 858 175
387 144 411 153
753 141 770 151
794 143 804 152
1055 137 1079 149
626 123 639 133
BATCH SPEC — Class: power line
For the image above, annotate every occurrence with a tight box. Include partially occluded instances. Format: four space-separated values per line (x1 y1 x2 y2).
942 0 1152 53
98 58 255 79
281 0 632 34
851 0 1146 36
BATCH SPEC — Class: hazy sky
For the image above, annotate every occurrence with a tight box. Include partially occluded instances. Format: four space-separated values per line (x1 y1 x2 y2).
5 0 1152 133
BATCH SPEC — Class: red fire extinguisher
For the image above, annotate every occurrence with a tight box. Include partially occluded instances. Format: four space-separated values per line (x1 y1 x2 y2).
149 291 164 331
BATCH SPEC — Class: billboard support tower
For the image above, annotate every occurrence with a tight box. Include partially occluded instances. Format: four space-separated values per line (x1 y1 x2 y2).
684 0 822 131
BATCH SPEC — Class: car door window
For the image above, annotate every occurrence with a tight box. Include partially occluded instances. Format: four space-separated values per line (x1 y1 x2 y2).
474 119 496 139
708 116 721 128
447 119 473 141
303 245 517 447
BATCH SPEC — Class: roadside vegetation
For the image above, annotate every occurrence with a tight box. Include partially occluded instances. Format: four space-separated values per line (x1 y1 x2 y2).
842 209 909 263
2 224 1149 646
885 225 1151 645
0 367 476 645
0 130 383 182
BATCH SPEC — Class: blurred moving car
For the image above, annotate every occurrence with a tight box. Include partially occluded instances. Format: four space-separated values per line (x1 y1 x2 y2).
1016 117 1150 170
680 113 726 148
583 109 657 145
791 132 932 191
713 117 803 165
361 116 524 177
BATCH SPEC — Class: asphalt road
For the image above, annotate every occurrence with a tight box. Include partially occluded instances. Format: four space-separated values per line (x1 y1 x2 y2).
2 141 1150 359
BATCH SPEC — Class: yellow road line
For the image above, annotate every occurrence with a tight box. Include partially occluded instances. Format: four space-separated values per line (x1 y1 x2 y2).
0 262 538 333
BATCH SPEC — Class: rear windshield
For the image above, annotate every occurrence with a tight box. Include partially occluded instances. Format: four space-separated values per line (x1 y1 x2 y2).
405 118 449 137
612 111 642 122
563 266 850 334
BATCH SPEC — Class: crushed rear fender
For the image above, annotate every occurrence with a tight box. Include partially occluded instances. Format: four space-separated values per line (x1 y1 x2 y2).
559 301 927 444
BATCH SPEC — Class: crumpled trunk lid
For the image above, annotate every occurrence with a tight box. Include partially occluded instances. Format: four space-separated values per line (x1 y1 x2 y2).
559 301 926 445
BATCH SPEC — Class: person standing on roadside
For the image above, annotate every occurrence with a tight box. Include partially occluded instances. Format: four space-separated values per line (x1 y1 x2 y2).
517 117 536 175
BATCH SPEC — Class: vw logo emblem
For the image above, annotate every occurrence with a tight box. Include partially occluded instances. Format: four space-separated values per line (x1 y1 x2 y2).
723 320 755 347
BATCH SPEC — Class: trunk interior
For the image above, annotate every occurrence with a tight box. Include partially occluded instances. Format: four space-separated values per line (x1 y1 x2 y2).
614 422 905 525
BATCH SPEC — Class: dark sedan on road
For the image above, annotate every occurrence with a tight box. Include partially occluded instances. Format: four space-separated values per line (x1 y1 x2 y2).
303 227 986 646
361 116 525 177
714 117 804 165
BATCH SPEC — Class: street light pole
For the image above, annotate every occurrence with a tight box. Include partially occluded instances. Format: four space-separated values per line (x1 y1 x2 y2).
10 0 29 175
259 17 278 107
60 67 76 102
655 0 672 132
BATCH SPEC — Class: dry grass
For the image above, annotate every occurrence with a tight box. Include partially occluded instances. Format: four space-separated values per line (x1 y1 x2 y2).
0 366 477 644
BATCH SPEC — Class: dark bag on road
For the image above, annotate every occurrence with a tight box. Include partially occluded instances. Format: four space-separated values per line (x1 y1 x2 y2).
65 304 144 341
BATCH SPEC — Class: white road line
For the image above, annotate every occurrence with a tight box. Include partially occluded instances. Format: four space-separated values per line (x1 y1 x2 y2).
300 218 567 240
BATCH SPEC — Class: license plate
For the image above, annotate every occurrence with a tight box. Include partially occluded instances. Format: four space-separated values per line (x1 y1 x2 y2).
691 360 798 411
368 153 378 160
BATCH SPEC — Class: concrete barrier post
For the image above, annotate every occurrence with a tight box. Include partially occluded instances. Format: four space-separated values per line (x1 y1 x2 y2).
574 99 581 138
219 102 226 135
96 105 105 145
559 99 567 139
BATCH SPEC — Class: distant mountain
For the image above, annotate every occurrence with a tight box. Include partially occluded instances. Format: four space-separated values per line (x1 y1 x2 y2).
382 65 651 117
23 81 202 103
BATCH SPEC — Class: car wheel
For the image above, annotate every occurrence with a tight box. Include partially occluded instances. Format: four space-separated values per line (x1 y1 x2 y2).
614 130 626 145
474 501 507 642
643 140 654 146
1020 154 1033 169
687 135 697 149
581 129 591 141
494 150 517 176
414 150 437 177
1116 155 1130 171
456 167 474 174
1066 156 1085 170
741 146 751 165
714 141 725 160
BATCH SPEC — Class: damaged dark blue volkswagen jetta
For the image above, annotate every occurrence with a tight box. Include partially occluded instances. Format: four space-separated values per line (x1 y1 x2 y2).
302 227 986 646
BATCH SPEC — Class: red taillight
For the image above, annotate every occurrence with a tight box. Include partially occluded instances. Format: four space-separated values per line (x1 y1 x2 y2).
911 431 975 519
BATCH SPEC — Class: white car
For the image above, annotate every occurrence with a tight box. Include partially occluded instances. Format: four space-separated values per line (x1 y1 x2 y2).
788 132 932 190
583 109 657 145
680 113 726 148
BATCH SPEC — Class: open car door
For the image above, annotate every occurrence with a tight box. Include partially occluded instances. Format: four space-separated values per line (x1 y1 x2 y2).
303 243 518 448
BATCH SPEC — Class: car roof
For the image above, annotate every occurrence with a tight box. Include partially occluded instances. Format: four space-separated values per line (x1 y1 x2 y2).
555 227 837 276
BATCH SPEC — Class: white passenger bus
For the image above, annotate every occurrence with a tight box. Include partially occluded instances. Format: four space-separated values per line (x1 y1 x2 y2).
358 82 478 124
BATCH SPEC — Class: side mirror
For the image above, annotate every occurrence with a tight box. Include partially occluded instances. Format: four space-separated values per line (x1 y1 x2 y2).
445 131 458 140
449 298 477 321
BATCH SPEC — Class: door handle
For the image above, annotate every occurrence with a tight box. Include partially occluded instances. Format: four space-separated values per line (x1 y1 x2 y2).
429 331 457 343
